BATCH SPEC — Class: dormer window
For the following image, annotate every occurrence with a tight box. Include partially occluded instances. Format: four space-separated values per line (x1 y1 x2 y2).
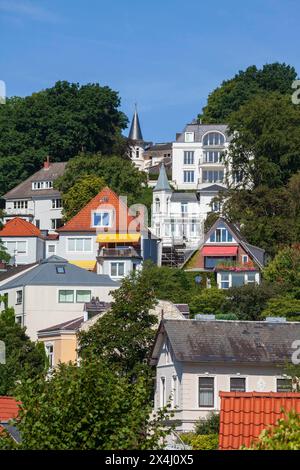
32 181 53 190
185 132 195 143
203 132 225 147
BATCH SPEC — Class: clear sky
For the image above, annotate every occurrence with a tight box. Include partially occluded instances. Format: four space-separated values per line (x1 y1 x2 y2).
0 0 299 142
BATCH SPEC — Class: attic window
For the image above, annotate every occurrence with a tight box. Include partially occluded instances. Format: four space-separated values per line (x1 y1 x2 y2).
56 266 65 274
100 197 109 203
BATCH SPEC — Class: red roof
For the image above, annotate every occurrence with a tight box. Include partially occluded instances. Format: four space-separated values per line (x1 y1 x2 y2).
0 218 43 238
219 392 300 450
58 187 135 233
0 397 20 422
202 246 238 256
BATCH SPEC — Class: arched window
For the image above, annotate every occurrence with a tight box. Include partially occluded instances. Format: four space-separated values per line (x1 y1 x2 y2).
203 132 225 147
155 197 160 213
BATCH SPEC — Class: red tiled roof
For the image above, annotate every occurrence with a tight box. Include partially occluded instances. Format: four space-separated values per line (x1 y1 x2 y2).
0 218 43 238
0 397 20 422
202 246 238 256
219 392 300 450
58 187 135 233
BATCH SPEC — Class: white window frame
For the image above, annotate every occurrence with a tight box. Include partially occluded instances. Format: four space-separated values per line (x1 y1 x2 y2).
183 151 195 165
52 199 62 209
229 376 247 392
198 375 216 409
16 290 23 305
110 261 125 278
185 132 194 143
220 273 230 289
183 170 195 183
91 210 113 228
202 131 225 147
3 240 28 256
66 237 93 253
242 255 249 264
245 272 257 285
47 244 56 255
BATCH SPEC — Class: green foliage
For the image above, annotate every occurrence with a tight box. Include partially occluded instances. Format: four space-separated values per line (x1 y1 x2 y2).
261 295 300 321
55 153 152 211
0 360 171 450
200 63 296 123
78 268 158 377
181 432 219 450
62 175 105 221
264 245 300 291
0 307 46 395
0 81 128 195
195 412 220 435
190 288 226 317
249 411 300 450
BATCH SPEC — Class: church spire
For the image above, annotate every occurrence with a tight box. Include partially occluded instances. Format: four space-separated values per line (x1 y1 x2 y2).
128 104 143 141
154 164 172 192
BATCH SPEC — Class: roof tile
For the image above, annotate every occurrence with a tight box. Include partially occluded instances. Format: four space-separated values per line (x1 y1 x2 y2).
0 397 20 422
0 218 43 238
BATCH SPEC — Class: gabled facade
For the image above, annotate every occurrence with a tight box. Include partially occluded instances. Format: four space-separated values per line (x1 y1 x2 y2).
150 319 300 432
185 217 265 288
2 159 66 232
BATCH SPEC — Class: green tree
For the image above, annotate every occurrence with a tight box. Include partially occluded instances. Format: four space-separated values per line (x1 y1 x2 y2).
190 288 226 317
0 359 171 450
263 245 300 291
200 63 297 123
0 307 46 395
62 175 105 221
261 295 300 321
249 411 300 450
0 81 128 196
195 412 220 435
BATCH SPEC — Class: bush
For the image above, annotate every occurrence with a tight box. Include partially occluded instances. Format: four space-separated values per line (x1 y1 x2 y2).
181 433 219 450
249 411 300 450
195 412 220 435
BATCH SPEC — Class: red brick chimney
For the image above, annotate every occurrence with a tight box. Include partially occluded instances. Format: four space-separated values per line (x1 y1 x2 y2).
44 155 50 169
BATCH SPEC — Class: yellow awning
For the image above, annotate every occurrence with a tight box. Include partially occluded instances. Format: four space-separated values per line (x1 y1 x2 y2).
69 260 96 270
96 233 141 243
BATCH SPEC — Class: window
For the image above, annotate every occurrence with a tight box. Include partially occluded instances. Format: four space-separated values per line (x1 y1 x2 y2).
212 201 221 212
67 238 92 252
184 151 194 165
111 262 125 278
183 170 195 183
155 198 160 213
93 211 111 227
51 219 63 230
48 244 56 254
35 220 40 229
246 273 256 285
16 316 22 326
181 203 188 214
165 338 172 364
242 255 248 264
76 290 91 303
203 170 224 183
232 273 245 287
220 273 230 289
136 147 140 159
4 240 27 255
160 377 166 407
190 219 197 236
16 290 23 305
13 200 28 210
199 377 214 408
203 132 225 146
277 378 292 392
56 266 65 274
185 132 194 143
210 227 233 243
203 151 221 163
58 290 74 303
171 375 178 409
52 199 62 209
230 377 246 392
45 344 54 369
32 181 53 190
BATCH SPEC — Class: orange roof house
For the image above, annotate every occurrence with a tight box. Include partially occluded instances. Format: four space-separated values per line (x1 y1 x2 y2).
219 392 300 450
0 396 21 443
0 218 44 238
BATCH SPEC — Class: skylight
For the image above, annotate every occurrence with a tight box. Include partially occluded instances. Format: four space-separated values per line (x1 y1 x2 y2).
56 266 65 274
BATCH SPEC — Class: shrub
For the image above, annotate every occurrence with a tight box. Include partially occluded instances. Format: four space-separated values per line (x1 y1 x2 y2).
181 433 219 450
195 412 220 435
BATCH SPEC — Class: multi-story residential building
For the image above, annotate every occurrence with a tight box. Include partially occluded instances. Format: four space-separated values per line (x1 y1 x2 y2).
172 121 231 191
2 158 66 232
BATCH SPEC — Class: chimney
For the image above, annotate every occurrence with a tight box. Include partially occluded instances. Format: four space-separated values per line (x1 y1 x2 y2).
44 155 50 169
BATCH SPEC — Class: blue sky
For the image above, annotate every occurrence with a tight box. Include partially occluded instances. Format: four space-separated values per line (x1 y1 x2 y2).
0 0 299 142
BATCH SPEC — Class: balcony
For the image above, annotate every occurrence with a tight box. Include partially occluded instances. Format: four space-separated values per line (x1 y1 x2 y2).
97 247 141 258
5 208 34 217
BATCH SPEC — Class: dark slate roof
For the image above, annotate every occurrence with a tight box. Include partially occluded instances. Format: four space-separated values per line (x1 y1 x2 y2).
154 164 172 192
38 317 84 334
0 256 119 290
3 162 66 199
176 124 230 143
146 143 172 152
0 263 37 283
152 320 300 365
84 297 111 314
1 424 21 443
174 304 190 318
198 184 227 193
128 108 143 141
171 193 198 203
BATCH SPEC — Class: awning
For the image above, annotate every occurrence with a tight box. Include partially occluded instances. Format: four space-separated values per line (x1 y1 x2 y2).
96 233 141 244
202 246 238 256
69 260 96 270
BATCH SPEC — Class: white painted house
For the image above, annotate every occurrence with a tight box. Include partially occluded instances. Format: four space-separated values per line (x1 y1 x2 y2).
2 159 66 232
151 318 299 432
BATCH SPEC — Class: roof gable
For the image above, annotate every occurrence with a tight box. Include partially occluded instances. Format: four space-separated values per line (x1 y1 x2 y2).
0 218 43 238
58 187 135 233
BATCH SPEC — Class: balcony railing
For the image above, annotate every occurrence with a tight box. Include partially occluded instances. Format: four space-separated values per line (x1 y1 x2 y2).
5 208 34 216
97 247 141 258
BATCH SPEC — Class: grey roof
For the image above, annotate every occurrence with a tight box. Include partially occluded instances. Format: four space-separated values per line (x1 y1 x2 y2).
0 263 37 283
171 193 198 203
198 184 227 193
153 164 172 192
0 255 119 290
38 317 84 334
176 123 230 143
84 297 111 314
151 319 300 365
146 143 172 152
1 424 21 443
3 162 66 199
174 304 190 318
128 108 143 141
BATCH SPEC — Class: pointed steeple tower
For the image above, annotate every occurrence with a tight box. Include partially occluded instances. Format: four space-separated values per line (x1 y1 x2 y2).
128 104 143 141
154 164 172 192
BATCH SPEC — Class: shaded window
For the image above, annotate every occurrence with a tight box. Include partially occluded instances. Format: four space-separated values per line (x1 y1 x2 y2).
93 212 111 227
184 151 194 165
277 378 292 392
220 273 230 289
230 377 246 392
184 171 195 183
76 290 91 303
59 290 74 303
199 377 214 408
